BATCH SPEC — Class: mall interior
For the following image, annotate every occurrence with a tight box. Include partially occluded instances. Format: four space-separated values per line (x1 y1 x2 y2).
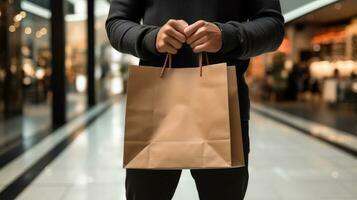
0 0 357 199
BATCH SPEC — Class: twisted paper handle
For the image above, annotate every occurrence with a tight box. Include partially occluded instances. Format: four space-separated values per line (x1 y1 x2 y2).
160 53 210 78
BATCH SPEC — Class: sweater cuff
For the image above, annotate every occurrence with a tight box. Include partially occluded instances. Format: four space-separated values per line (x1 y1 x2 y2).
213 22 242 54
142 27 162 57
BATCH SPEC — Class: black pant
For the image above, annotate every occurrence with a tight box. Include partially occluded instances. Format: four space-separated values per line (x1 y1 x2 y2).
126 121 250 200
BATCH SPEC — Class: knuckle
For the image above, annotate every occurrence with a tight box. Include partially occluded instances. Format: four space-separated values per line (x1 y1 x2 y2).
158 42 166 49
168 19 175 25
200 26 208 32
162 34 169 41
162 26 170 33
157 45 163 52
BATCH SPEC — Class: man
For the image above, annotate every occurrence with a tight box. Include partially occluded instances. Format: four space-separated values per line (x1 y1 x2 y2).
106 0 284 199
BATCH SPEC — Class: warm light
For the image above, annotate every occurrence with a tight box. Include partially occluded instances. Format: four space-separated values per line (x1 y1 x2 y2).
23 63 35 76
35 69 46 80
0 69 5 81
9 25 16 32
36 31 42 38
14 14 22 22
10 64 17 74
312 28 346 44
0 11 2 17
310 60 357 79
35 28 48 38
335 60 355 76
21 46 31 56
24 27 32 35
40 27 47 35
23 77 31 85
352 83 357 93
110 77 123 94
76 75 87 92
20 11 26 18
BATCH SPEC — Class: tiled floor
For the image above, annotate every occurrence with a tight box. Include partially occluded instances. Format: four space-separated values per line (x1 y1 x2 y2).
2 98 357 200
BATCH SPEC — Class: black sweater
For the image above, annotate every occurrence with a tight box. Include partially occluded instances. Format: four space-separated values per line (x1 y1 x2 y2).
106 0 285 121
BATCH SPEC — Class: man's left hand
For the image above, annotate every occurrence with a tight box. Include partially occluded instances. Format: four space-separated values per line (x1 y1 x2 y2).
184 20 222 53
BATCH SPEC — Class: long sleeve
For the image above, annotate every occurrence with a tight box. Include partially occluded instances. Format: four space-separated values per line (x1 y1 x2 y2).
214 0 285 59
105 0 161 60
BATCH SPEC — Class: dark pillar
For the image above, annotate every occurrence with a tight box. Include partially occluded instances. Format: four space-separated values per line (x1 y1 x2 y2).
51 0 66 127
87 0 96 107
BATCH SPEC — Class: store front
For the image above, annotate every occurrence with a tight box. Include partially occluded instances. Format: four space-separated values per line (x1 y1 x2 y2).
0 0 129 150
249 0 357 106
247 0 357 135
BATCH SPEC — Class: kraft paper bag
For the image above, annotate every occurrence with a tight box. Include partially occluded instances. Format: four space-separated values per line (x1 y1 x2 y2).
227 65 245 167
123 54 245 169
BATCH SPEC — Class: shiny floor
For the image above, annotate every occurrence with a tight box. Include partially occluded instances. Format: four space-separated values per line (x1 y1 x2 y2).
0 92 87 149
1 98 357 200
263 101 357 136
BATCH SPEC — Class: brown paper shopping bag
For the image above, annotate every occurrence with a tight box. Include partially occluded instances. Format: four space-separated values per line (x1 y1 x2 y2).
124 53 245 169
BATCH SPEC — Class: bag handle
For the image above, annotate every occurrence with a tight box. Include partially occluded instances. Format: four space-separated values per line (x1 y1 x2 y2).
160 53 210 78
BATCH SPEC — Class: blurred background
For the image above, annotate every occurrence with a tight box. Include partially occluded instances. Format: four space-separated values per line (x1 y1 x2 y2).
0 0 356 199
0 0 138 148
248 0 357 136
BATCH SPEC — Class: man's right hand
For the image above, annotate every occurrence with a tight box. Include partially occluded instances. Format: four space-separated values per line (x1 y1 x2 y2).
156 19 188 54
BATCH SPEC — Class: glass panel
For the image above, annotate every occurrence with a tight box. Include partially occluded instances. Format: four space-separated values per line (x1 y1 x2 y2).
94 0 138 100
65 0 87 119
0 0 52 148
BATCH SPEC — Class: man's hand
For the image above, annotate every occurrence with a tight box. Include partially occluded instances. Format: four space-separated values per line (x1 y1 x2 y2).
184 20 222 53
156 19 188 54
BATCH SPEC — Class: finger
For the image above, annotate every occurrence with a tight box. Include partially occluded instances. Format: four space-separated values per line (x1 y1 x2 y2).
166 45 178 54
159 38 178 54
177 20 189 27
184 20 206 37
193 43 209 53
163 36 182 49
169 20 188 34
190 36 208 48
166 28 186 43
187 27 208 44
